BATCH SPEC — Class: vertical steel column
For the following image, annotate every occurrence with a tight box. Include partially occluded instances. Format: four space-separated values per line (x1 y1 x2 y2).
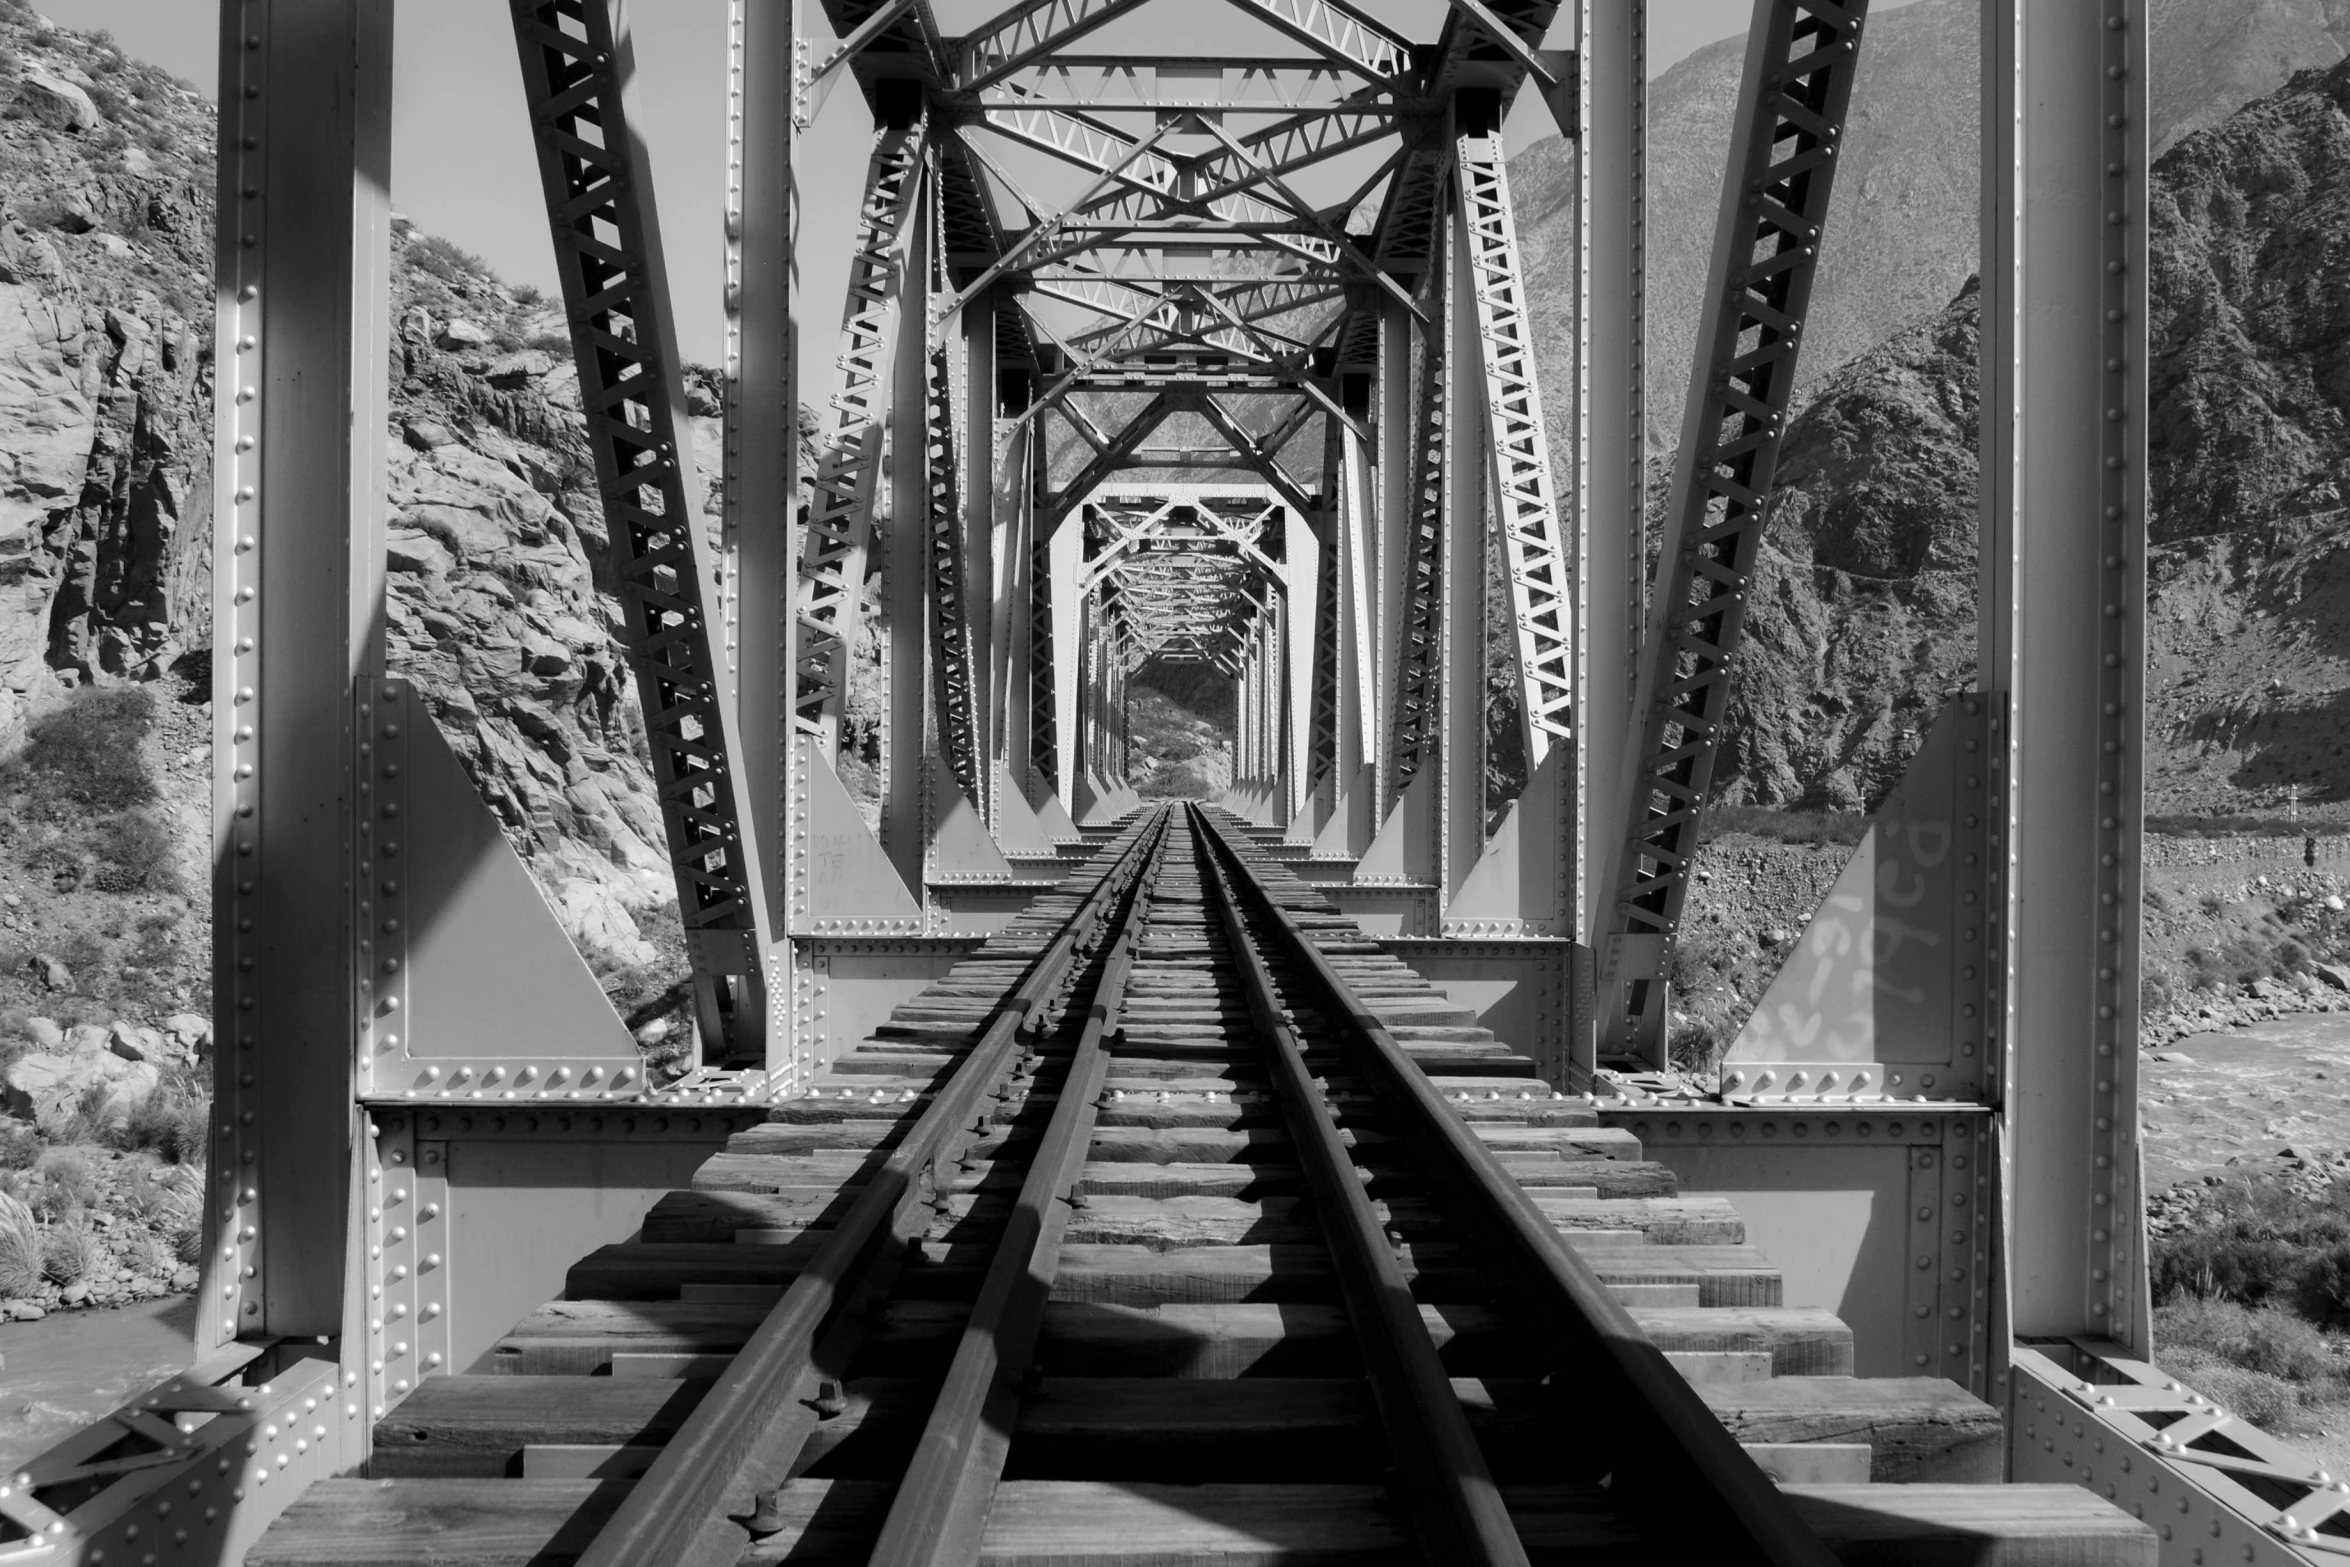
724 0 795 1061
1385 235 1449 821
1110 652 1128 782
963 293 998 824
1339 414 1377 797
206 0 392 1347
1305 486 1342 818
1578 0 1644 947
1373 295 1414 815
1441 169 1487 900
880 169 933 897
1049 513 1083 805
1285 509 1319 822
1985 0 2150 1352
999 423 1035 799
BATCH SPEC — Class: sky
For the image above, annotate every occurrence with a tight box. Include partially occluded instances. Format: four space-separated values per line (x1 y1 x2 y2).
36 1 1907 375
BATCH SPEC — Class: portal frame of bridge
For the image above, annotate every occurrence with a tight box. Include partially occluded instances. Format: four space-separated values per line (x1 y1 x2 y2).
17 0 2284 1562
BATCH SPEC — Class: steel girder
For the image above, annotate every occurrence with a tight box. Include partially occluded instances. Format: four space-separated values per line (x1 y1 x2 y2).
1305 420 1344 801
1985 0 2152 1355
1596 0 1870 1062
925 343 984 804
1383 219 1451 801
796 111 928 751
511 0 774 1059
1456 120 1574 769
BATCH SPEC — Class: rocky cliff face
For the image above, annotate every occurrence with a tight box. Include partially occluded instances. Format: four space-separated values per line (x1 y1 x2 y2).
0 10 681 985
0 22 212 732
1712 280 1982 809
2143 55 2350 813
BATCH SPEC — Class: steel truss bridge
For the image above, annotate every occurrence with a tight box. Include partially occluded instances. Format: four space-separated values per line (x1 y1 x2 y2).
7 1 2328 1564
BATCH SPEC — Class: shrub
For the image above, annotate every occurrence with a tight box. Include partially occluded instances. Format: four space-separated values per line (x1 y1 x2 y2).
0 1118 37 1170
88 808 177 893
28 1146 99 1216
2154 1296 2338 1384
2157 1349 2304 1428
1667 1012 1725 1074
0 1190 38 1295
2153 1180 2350 1327
40 1216 106 1284
2290 1240 2350 1331
117 1229 173 1279
112 1067 208 1164
11 686 157 815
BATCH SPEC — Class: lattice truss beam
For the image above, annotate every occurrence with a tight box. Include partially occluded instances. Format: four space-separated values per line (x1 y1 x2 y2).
511 0 773 1054
1081 490 1287 674
1599 0 1869 1048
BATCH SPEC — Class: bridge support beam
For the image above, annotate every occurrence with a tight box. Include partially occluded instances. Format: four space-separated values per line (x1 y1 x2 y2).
1983 0 2151 1358
207 0 393 1360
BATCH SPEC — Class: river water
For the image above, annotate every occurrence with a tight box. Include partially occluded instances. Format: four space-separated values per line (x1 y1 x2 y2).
0 1296 194 1476
2143 1010 2350 1190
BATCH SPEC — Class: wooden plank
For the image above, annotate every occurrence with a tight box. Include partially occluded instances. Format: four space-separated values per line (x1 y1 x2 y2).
372 1378 707 1478
1609 1283 1700 1308
735 1479 1656 1565
245 1479 624 1566
1666 1350 1775 1384
1698 1376 2006 1484
519 1445 664 1480
1778 1484 2156 1566
1743 1443 1872 1484
1626 1307 1854 1377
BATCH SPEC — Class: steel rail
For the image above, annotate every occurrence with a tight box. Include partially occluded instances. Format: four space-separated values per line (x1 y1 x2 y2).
867 808 1172 1564
573 814 1170 1567
1193 810 1843 1567
1192 806 1529 1566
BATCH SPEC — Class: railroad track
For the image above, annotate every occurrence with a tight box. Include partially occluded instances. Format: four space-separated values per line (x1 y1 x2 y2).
252 804 2143 1565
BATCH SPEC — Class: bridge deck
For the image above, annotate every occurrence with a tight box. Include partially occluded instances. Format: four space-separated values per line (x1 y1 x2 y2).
249 807 2149 1565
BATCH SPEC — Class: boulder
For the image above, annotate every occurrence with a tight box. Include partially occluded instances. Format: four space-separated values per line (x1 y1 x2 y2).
552 877 657 969
386 529 454 577
19 1016 61 1049
62 1023 108 1055
3 1049 160 1131
162 1013 212 1050
402 419 457 451
0 222 64 287
50 190 97 235
486 349 555 389
28 955 70 992
12 67 101 134
435 318 491 350
2314 963 2350 993
108 1021 178 1064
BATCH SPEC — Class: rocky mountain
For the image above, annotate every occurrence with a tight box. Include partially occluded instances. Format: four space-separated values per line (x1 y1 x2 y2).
0 8 686 1017
2142 53 2350 813
1513 0 2350 457
1678 52 2350 814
